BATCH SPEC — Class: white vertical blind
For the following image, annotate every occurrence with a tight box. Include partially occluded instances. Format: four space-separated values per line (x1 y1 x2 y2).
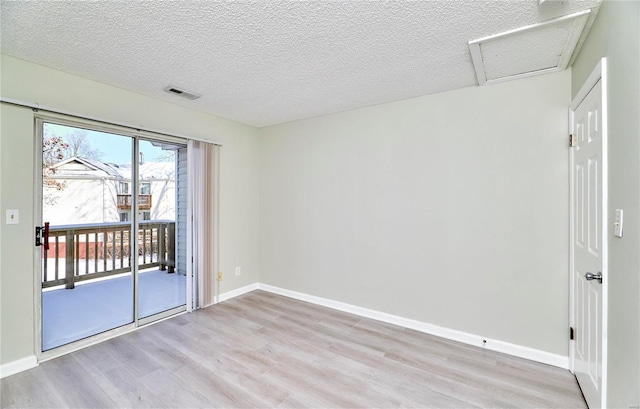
187 140 220 309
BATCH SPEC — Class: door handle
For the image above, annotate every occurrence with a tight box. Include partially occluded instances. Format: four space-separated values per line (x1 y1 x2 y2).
35 222 50 250
43 222 50 251
584 272 602 284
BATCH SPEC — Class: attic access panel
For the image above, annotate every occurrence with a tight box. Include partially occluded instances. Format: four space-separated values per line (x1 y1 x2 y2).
469 10 591 85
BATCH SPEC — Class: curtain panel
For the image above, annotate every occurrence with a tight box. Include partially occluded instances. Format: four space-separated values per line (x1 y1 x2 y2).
187 140 220 309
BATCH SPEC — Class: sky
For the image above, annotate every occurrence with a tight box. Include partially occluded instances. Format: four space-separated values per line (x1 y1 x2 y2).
44 123 177 165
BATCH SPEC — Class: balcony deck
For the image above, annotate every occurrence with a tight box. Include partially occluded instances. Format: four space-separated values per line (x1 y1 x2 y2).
43 269 186 351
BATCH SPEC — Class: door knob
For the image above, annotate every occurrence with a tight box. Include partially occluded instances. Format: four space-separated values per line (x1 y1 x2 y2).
584 272 602 283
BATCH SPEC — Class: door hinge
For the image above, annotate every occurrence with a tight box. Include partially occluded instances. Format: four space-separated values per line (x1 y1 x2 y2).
569 134 576 147
570 326 575 340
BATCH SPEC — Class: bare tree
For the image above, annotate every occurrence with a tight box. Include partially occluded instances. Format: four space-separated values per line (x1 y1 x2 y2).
42 128 104 207
43 135 68 190
153 150 176 162
42 135 68 206
64 129 103 160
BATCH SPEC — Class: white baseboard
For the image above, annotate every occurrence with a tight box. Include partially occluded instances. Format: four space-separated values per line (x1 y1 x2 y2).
257 283 569 370
217 283 260 303
0 283 567 380
0 355 38 379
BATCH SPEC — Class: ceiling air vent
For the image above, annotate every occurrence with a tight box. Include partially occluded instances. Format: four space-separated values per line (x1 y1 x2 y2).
163 86 201 100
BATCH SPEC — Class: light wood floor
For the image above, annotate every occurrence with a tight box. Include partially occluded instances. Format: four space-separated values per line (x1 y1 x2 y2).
1 290 586 408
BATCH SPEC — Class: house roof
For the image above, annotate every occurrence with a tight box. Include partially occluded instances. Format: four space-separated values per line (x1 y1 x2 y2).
51 157 123 178
51 157 174 180
83 158 124 178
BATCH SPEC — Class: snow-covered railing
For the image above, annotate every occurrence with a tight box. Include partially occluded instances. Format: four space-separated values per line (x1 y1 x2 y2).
42 220 175 289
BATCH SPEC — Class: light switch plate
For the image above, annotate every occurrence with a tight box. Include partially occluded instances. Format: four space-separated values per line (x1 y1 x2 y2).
6 209 19 224
614 209 623 238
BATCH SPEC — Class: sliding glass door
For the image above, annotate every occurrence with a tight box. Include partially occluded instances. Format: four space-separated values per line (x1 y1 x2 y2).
137 139 187 322
39 118 187 352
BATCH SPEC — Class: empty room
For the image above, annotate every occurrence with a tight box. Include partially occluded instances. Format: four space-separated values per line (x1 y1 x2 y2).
0 0 639 408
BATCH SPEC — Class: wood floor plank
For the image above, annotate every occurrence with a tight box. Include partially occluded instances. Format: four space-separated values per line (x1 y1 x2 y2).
218 345 279 375
183 344 289 407
139 367 213 408
0 366 66 409
174 361 266 408
0 290 586 409
93 364 163 408
263 363 390 409
42 356 116 408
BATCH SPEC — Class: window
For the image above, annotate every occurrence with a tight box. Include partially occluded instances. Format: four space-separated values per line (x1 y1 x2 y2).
142 211 151 221
140 182 151 195
119 182 129 194
119 212 129 222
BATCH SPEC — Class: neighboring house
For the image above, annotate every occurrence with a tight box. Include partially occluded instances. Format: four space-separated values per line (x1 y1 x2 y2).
43 155 187 277
44 156 176 226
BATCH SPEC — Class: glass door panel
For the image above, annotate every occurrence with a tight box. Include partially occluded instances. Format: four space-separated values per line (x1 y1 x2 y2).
137 139 187 320
41 122 134 351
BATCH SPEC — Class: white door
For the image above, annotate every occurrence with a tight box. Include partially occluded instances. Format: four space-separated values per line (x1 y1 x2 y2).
571 64 607 409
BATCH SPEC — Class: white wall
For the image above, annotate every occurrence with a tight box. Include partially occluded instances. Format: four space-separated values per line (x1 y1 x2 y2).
259 70 571 356
0 55 260 365
0 103 37 365
571 1 640 407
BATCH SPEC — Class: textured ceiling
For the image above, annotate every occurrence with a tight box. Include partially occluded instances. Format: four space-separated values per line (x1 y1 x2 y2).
0 0 601 128
482 21 574 80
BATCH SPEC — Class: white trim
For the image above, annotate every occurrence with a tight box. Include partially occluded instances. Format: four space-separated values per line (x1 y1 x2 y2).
482 67 563 86
556 12 591 70
33 118 44 366
132 136 140 326
469 10 591 46
1 97 222 146
0 356 38 379
469 10 591 86
601 58 609 409
257 284 569 369
468 41 487 86
217 283 260 303
568 105 576 374
186 146 194 312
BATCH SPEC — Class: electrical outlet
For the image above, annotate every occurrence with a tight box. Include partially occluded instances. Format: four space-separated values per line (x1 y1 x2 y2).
235 266 241 276
218 272 223 281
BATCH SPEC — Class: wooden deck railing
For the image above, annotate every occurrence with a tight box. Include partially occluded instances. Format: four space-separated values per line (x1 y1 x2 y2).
42 220 175 289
